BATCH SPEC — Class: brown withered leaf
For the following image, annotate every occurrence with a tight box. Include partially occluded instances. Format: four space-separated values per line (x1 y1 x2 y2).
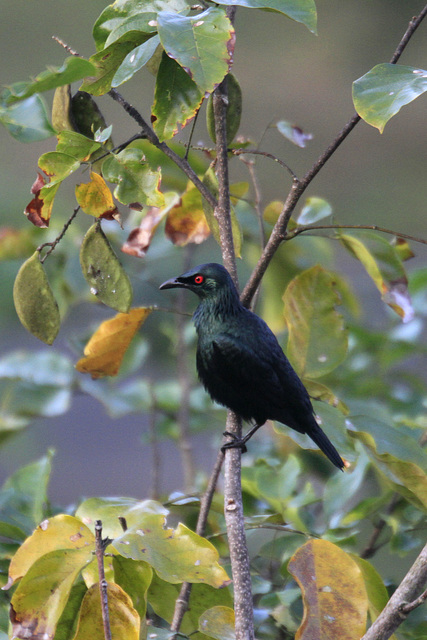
165 187 210 246
31 172 47 194
122 208 165 257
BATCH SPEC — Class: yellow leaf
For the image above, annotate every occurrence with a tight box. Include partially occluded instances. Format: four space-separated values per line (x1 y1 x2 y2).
6 514 94 588
288 539 368 640
73 582 140 640
75 172 119 219
76 307 153 378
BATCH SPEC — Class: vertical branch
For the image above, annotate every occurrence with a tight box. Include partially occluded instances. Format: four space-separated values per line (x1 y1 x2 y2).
223 413 255 640
95 520 112 640
212 75 238 287
211 8 255 638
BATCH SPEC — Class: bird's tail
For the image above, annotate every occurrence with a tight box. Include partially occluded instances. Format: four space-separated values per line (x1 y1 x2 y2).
310 424 344 470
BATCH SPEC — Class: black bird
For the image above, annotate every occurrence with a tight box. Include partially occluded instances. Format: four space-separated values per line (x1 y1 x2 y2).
160 263 344 470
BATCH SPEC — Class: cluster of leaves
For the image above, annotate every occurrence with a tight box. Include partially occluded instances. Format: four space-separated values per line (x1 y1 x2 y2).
1 0 427 638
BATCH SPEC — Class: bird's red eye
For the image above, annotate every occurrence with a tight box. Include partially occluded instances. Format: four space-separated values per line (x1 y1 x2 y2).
194 275 204 285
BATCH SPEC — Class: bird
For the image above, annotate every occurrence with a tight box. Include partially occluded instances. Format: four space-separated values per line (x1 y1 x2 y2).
159 262 344 470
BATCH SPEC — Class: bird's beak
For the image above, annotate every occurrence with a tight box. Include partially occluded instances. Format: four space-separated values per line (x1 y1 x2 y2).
159 277 184 290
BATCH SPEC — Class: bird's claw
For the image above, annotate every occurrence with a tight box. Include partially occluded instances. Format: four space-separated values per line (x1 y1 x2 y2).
221 431 248 454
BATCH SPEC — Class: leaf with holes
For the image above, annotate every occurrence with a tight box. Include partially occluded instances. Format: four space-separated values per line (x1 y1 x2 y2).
80 223 133 311
102 148 164 207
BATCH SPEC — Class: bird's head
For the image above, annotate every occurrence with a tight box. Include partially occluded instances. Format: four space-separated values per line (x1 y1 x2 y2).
159 263 237 300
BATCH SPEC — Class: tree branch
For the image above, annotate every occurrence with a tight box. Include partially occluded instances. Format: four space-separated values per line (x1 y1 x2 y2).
212 75 239 285
108 89 218 210
361 541 427 640
240 4 427 306
284 223 427 246
95 520 112 640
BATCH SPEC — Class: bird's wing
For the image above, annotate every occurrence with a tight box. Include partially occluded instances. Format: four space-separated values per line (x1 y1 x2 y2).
207 331 290 421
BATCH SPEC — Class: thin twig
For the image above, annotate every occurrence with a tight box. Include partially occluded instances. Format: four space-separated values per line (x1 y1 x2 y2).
241 5 427 307
232 148 297 181
360 494 400 560
38 206 80 263
399 587 427 615
95 520 113 640
285 223 427 246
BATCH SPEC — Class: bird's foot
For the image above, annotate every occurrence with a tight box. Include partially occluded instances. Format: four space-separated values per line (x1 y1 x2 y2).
221 431 248 454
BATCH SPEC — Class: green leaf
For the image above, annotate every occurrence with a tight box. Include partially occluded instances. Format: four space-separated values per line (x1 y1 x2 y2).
351 555 397 636
113 556 152 620
4 57 97 103
105 13 158 47
80 223 133 313
102 147 164 207
92 0 189 50
149 574 232 640
152 52 203 141
349 415 427 510
55 582 88 640
339 231 414 322
112 35 160 86
353 63 427 132
9 547 93 640
38 152 81 182
199 606 235 640
13 252 60 344
206 73 242 145
55 130 101 160
297 197 332 225
1 452 54 530
283 265 348 378
0 95 55 142
81 34 149 95
157 8 234 93
113 513 230 587
214 0 317 33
